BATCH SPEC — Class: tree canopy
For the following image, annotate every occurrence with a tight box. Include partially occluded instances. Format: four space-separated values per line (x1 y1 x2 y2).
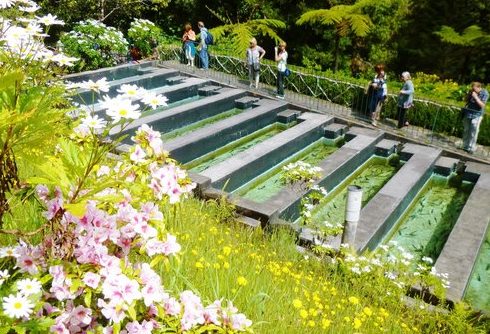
36 0 490 83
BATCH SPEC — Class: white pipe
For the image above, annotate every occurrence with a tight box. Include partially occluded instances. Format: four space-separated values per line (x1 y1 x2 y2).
341 185 363 246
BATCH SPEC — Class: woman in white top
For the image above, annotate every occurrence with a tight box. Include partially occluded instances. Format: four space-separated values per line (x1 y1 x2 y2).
246 38 265 89
274 41 288 99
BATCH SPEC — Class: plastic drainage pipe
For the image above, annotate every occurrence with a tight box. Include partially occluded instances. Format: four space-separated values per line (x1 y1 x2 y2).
341 185 363 247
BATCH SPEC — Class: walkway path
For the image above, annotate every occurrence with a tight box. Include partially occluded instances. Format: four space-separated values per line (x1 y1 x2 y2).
160 60 490 164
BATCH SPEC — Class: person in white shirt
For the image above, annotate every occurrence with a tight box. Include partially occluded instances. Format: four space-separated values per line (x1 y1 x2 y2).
274 41 288 99
246 38 265 89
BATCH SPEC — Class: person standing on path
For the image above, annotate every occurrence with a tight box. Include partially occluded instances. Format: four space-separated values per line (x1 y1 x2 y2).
274 41 288 99
197 21 209 69
462 82 488 154
397 71 414 128
366 64 387 126
246 38 265 89
182 23 196 67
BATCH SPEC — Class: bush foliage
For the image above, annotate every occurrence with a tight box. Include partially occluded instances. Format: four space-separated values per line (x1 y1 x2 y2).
128 18 162 58
59 20 128 72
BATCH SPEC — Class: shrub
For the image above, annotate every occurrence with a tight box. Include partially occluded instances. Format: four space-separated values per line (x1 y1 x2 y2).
128 18 162 58
59 19 128 72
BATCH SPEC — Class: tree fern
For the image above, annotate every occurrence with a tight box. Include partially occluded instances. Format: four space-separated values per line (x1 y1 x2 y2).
435 25 490 47
206 6 285 56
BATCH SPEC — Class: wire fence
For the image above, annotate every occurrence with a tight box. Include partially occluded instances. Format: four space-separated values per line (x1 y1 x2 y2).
158 46 490 161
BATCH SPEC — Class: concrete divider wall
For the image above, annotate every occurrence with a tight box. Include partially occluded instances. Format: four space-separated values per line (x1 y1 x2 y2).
205 113 333 192
355 144 442 252
75 68 179 104
63 60 156 83
112 88 246 142
435 162 490 302
167 99 287 163
92 77 208 119
149 77 209 104
278 126 384 222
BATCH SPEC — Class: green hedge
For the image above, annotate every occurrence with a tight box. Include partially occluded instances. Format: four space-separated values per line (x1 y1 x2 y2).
159 46 490 146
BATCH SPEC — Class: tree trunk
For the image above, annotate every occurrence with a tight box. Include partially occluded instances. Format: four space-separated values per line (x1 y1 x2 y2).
99 0 105 21
333 34 340 73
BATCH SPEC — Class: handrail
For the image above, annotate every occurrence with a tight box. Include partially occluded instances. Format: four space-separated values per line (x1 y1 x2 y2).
158 45 490 157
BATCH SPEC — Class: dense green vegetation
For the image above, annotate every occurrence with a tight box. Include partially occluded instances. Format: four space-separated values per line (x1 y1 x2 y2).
38 0 490 84
1 2 490 333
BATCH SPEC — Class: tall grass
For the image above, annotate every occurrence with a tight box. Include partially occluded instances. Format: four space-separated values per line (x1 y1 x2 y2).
158 196 489 334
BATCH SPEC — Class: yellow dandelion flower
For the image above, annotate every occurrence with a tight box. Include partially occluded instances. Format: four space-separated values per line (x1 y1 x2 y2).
363 307 373 316
292 299 303 309
322 319 331 329
223 262 230 269
222 246 232 256
354 318 362 329
300 309 308 319
348 296 360 305
380 308 389 318
307 320 315 327
237 276 248 286
213 263 221 269
195 262 204 269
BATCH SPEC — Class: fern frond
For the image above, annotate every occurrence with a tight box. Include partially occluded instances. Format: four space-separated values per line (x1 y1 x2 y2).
347 13 372 37
435 26 471 46
205 5 232 25
296 9 332 26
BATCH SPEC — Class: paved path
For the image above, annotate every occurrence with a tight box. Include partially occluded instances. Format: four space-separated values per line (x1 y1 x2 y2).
160 60 490 164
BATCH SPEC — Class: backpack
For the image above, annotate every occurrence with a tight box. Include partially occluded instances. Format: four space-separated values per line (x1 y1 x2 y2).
204 30 214 45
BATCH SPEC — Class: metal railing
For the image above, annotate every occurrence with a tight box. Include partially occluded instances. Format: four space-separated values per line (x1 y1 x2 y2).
158 46 490 161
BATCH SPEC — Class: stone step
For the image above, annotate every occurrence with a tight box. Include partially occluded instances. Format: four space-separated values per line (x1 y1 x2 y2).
277 109 301 123
73 68 179 105
166 99 287 163
201 112 333 192
374 139 399 157
235 96 260 109
271 126 383 222
324 123 348 139
112 87 246 141
355 143 442 252
198 85 222 96
435 162 490 303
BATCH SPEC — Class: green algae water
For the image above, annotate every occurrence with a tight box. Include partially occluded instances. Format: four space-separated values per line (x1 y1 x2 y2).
384 174 473 261
311 156 402 224
465 229 490 311
162 108 243 141
186 122 293 173
234 138 339 203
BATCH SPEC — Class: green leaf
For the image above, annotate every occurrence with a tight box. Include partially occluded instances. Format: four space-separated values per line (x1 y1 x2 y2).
0 70 24 92
65 202 88 218
113 322 121 334
150 255 164 268
84 290 92 307
69 278 82 293
128 304 137 321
